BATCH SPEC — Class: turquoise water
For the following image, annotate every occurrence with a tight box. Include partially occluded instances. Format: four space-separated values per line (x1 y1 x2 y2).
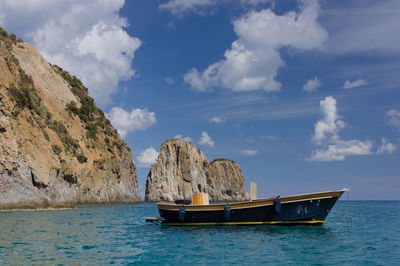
0 201 399 265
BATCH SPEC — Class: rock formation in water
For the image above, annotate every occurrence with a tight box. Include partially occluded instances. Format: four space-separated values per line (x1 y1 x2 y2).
145 139 249 202
0 28 140 209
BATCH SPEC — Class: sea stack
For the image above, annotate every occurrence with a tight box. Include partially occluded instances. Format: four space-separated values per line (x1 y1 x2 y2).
0 28 140 209
145 139 249 202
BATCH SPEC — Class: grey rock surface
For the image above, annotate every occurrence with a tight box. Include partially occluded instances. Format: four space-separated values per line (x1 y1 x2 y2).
0 37 140 209
145 139 249 202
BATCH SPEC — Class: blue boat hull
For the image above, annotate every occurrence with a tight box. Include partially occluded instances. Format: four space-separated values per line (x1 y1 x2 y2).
157 189 346 225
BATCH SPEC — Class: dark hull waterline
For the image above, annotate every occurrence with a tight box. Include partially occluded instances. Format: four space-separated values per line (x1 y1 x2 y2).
156 189 347 226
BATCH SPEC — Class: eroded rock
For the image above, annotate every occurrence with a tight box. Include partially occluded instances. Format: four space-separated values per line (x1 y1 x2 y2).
145 139 249 202
0 29 140 209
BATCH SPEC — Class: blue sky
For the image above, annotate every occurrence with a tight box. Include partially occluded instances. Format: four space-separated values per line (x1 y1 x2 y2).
1 0 399 199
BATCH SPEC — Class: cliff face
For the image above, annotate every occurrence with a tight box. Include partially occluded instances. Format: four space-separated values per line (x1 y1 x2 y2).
0 28 140 209
145 139 249 202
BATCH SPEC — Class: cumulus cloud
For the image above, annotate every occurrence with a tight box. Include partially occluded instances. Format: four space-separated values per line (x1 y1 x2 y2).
307 96 373 161
386 109 400 132
136 147 159 167
107 107 156 138
302 77 321 93
184 0 328 93
307 140 373 161
343 79 368 89
210 116 223 124
312 96 345 143
377 138 397 155
0 0 141 106
199 131 215 147
175 134 193 142
164 77 175 85
241 149 258 156
183 68 212 92
159 0 216 16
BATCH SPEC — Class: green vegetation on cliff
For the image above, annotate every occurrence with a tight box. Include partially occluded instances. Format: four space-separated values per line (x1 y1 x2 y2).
0 27 140 207
2 26 128 163
2 27 48 121
1 27 85 162
51 64 128 153
0 27 23 44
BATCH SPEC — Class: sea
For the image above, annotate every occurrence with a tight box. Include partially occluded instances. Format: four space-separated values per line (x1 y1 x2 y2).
0 201 399 265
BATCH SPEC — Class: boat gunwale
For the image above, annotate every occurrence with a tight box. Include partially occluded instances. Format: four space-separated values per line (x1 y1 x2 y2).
157 188 347 211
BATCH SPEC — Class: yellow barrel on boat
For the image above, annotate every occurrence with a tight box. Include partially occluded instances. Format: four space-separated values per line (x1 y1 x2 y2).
192 193 209 205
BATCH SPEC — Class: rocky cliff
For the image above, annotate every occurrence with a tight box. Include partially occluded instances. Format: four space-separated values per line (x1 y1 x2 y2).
0 28 140 209
145 139 249 202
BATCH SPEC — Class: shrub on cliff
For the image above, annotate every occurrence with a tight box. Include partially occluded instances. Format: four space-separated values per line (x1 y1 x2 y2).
85 123 98 140
76 153 88 163
0 26 23 44
53 65 112 141
4 32 48 121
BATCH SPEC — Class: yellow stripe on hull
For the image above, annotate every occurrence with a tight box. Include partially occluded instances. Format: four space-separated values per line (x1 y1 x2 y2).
163 220 324 226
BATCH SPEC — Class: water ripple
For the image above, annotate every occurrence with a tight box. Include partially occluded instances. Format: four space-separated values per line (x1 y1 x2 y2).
0 202 399 264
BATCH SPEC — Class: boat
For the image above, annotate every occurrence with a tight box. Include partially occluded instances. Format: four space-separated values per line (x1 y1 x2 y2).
146 188 348 226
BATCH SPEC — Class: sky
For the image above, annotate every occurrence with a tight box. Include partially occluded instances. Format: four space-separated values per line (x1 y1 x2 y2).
1 0 399 200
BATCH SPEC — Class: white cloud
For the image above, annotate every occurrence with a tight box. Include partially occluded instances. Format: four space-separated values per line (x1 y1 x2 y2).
307 140 373 161
107 107 156 138
308 96 373 161
164 77 175 85
312 96 345 143
210 116 223 124
184 0 328 93
241 0 270 5
262 135 278 140
199 131 215 147
159 0 271 16
183 68 212 92
386 109 400 132
377 138 397 155
323 0 400 55
343 79 368 89
165 21 176 30
136 147 159 167
302 77 321 93
175 134 193 142
0 0 141 106
241 149 258 156
159 0 216 16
